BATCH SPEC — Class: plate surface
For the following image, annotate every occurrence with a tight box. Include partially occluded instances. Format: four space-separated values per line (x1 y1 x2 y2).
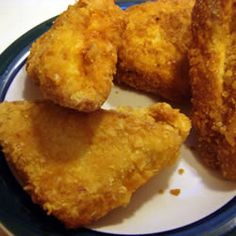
0 1 236 236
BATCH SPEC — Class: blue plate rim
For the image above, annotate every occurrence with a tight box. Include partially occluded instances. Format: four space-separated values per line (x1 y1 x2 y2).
0 1 235 236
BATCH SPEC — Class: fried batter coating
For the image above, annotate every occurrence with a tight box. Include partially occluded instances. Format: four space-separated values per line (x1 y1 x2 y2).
26 0 124 112
0 101 190 228
116 0 194 102
189 0 236 180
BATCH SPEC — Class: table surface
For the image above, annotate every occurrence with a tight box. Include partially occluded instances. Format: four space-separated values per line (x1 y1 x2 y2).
0 0 75 54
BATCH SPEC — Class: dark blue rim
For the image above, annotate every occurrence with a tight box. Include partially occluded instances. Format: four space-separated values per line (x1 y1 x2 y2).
0 1 235 236
0 47 28 101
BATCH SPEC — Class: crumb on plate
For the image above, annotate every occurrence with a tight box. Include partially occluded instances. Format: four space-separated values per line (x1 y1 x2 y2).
170 188 181 196
178 168 185 175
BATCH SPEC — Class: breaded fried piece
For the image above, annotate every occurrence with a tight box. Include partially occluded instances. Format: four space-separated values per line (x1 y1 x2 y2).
26 0 124 112
0 101 190 228
189 0 236 180
116 0 194 102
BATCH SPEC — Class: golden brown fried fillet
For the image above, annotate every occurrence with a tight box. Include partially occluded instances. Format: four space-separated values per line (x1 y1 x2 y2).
0 101 190 228
26 0 124 112
116 0 194 102
189 0 236 180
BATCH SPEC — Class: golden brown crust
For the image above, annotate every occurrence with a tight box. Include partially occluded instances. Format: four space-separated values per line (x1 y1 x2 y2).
0 101 190 228
189 0 236 180
26 0 125 112
116 0 194 102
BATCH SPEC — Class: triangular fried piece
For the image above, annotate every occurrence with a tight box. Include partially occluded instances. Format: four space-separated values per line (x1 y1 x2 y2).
26 0 124 112
116 0 194 102
0 101 190 228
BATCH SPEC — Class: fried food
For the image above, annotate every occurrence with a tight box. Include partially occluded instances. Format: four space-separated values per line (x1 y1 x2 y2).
189 0 236 180
26 0 124 112
0 101 190 228
116 0 194 103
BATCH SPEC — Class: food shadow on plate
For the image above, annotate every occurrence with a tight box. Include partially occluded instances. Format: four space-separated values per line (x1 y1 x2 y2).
110 82 192 114
105 83 161 109
23 75 43 101
184 128 236 191
90 161 179 228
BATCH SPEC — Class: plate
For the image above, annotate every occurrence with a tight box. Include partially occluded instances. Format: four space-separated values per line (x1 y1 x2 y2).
0 1 236 236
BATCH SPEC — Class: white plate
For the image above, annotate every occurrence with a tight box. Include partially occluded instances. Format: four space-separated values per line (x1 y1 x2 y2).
3 50 236 235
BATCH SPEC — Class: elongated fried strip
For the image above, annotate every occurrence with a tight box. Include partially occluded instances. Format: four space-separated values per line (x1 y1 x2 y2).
189 0 236 180
0 101 190 228
26 0 124 112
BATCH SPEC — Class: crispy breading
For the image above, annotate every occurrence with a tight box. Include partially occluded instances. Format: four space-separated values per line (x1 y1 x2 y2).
116 0 194 102
0 101 190 228
26 0 124 112
189 0 236 180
